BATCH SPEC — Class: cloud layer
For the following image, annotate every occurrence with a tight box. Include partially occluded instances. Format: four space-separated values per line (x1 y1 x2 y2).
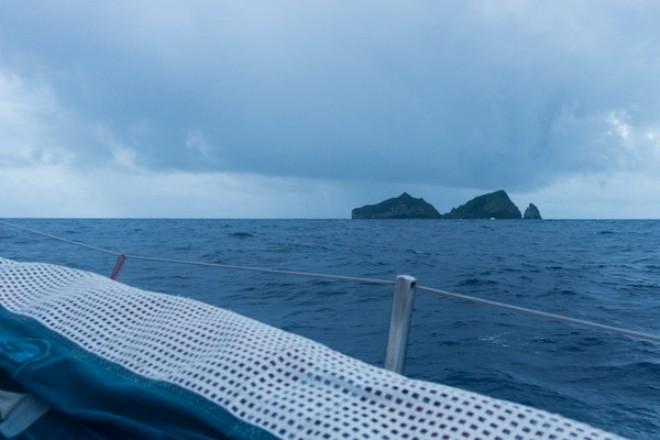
1 1 660 217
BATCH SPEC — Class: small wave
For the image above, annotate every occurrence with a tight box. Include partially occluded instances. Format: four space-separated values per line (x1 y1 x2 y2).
230 232 254 238
200 251 223 261
168 274 194 280
599 230 615 235
458 278 498 287
14 239 40 245
478 334 509 347
438 340 461 346
590 361 660 378
405 248 430 255
538 288 578 298
500 267 521 273
309 279 332 287
629 282 660 289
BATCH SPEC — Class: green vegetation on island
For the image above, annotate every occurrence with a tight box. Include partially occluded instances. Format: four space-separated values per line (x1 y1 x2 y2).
351 190 541 220
351 192 441 219
442 190 521 219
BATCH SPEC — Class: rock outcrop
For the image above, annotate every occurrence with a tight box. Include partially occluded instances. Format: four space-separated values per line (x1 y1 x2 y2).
442 190 522 219
523 203 542 220
351 193 441 219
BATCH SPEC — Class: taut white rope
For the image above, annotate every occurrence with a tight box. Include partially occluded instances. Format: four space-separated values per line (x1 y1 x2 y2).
417 285 660 344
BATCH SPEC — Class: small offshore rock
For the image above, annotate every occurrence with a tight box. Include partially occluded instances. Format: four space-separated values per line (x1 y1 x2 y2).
523 203 542 220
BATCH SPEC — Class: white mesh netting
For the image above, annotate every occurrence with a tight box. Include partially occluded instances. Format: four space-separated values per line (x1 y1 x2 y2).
0 259 622 440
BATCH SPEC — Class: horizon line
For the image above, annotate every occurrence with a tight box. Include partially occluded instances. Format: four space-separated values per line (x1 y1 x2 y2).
2 217 660 221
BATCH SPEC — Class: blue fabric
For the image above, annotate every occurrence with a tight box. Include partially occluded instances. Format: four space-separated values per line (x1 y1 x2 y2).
10 410 105 440
0 306 277 440
0 392 49 438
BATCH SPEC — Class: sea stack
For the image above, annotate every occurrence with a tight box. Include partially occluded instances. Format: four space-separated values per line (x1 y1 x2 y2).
442 190 522 219
523 203 542 220
351 193 441 219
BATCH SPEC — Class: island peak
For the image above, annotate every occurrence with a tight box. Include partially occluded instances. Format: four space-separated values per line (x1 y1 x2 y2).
442 190 522 219
351 193 441 219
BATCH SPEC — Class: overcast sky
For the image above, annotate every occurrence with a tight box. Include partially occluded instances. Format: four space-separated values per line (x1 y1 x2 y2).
1 0 660 218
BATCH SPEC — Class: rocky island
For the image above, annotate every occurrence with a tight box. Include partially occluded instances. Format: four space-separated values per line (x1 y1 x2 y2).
352 190 542 220
351 193 441 219
523 203 542 220
442 190 521 219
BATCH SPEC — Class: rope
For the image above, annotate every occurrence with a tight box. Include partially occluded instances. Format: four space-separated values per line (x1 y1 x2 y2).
417 285 660 344
2 219 659 344
0 220 121 256
0 220 392 285
126 254 394 285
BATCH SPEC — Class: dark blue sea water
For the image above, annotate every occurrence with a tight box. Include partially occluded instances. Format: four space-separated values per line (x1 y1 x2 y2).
2 219 659 438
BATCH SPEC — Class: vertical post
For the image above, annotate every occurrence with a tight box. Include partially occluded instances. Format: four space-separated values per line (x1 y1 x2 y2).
384 275 416 374
110 254 127 280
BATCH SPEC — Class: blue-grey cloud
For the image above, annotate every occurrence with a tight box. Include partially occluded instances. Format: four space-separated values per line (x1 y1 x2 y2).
1 0 660 194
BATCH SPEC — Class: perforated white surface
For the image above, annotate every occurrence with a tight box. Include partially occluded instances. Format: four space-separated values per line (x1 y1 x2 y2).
0 259 623 440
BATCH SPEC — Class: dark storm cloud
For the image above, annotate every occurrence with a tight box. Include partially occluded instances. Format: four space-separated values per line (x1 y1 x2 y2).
1 0 660 190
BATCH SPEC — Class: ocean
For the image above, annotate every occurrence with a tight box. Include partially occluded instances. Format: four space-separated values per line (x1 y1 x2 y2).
1 219 659 438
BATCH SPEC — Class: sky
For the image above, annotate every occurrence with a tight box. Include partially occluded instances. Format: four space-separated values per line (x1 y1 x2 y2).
1 0 660 218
